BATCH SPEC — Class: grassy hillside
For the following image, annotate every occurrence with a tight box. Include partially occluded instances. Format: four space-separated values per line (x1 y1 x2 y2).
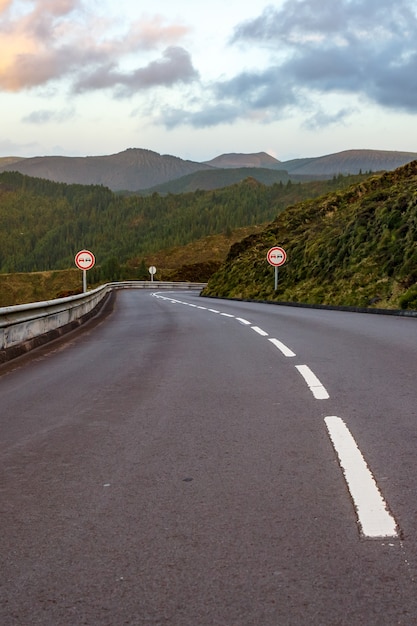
202 161 417 310
4 161 417 309
0 269 83 307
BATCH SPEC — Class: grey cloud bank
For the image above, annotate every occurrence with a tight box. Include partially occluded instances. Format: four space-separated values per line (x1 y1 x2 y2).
1 0 417 158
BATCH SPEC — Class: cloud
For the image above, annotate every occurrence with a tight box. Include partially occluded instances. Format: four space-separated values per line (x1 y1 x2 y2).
157 103 243 129
158 0 417 130
302 107 356 130
229 0 417 113
22 107 75 124
0 0 13 10
0 0 195 92
74 47 198 95
0 138 38 155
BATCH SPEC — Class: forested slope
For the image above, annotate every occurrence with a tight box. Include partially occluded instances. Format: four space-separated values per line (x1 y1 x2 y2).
0 171 370 273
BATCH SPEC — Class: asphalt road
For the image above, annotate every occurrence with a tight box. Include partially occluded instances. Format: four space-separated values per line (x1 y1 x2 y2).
1 289 417 625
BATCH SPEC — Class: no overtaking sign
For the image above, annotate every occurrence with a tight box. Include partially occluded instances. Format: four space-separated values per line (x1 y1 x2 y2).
267 246 287 267
75 249 95 292
267 246 287 290
75 249 95 270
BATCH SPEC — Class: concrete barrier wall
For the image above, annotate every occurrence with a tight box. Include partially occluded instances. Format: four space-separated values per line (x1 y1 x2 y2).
0 281 206 363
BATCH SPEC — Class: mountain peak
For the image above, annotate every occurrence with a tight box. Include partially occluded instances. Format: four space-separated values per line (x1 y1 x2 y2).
203 152 281 169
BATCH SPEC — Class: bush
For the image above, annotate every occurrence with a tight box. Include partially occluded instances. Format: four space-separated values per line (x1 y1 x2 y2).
399 284 417 309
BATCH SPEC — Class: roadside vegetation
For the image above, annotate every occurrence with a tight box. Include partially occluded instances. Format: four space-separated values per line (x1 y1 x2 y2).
0 269 82 307
202 161 417 310
2 163 417 310
0 226 264 306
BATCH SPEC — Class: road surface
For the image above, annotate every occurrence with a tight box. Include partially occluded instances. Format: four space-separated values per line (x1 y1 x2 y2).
1 290 417 625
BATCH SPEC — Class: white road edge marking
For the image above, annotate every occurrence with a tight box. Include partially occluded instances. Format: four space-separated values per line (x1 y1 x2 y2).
295 364 329 399
324 416 398 538
221 313 235 318
251 326 269 337
236 318 251 325
268 338 296 358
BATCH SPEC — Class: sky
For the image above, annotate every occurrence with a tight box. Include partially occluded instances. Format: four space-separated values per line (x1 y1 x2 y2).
1 0 417 163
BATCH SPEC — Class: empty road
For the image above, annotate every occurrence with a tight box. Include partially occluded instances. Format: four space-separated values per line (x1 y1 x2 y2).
1 289 417 625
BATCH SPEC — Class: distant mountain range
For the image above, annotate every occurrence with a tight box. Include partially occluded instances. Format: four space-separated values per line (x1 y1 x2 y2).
0 148 416 192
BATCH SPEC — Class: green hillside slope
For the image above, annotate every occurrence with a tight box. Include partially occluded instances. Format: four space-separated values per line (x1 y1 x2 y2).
0 170 371 274
141 167 290 194
202 161 417 310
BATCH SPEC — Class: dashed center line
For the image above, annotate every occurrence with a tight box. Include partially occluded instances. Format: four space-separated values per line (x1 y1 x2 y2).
295 364 329 400
251 326 269 337
268 338 296 358
325 416 398 538
236 318 251 326
154 293 326 400
152 292 397 541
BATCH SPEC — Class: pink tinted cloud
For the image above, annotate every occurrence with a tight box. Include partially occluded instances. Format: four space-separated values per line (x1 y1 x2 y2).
0 0 194 92
0 0 13 11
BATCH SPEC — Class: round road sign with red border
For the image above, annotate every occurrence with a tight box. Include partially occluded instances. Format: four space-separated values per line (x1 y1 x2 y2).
267 246 287 267
75 249 95 270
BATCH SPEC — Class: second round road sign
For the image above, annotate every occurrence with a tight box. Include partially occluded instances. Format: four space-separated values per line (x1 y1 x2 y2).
75 249 95 270
267 246 287 267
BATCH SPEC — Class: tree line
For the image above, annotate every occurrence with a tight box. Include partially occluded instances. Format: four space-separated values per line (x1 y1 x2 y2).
0 170 371 279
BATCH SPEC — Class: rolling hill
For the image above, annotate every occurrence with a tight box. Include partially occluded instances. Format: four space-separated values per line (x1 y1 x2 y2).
141 167 290 194
203 151 282 169
202 160 417 310
280 149 417 176
0 156 25 167
1 148 417 192
0 148 213 191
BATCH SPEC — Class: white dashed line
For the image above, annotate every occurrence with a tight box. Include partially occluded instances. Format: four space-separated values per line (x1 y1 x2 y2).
295 364 329 399
268 338 296 358
153 294 396 540
251 326 269 337
324 416 398 538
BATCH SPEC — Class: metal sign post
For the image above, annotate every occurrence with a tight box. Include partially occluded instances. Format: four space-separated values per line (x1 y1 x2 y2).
148 266 157 282
266 246 287 290
75 249 95 292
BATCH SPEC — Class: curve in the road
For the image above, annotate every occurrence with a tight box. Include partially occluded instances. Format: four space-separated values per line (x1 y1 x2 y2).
153 291 399 539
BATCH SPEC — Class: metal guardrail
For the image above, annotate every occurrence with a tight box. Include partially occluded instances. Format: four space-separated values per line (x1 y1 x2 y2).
0 281 206 363
110 281 207 291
